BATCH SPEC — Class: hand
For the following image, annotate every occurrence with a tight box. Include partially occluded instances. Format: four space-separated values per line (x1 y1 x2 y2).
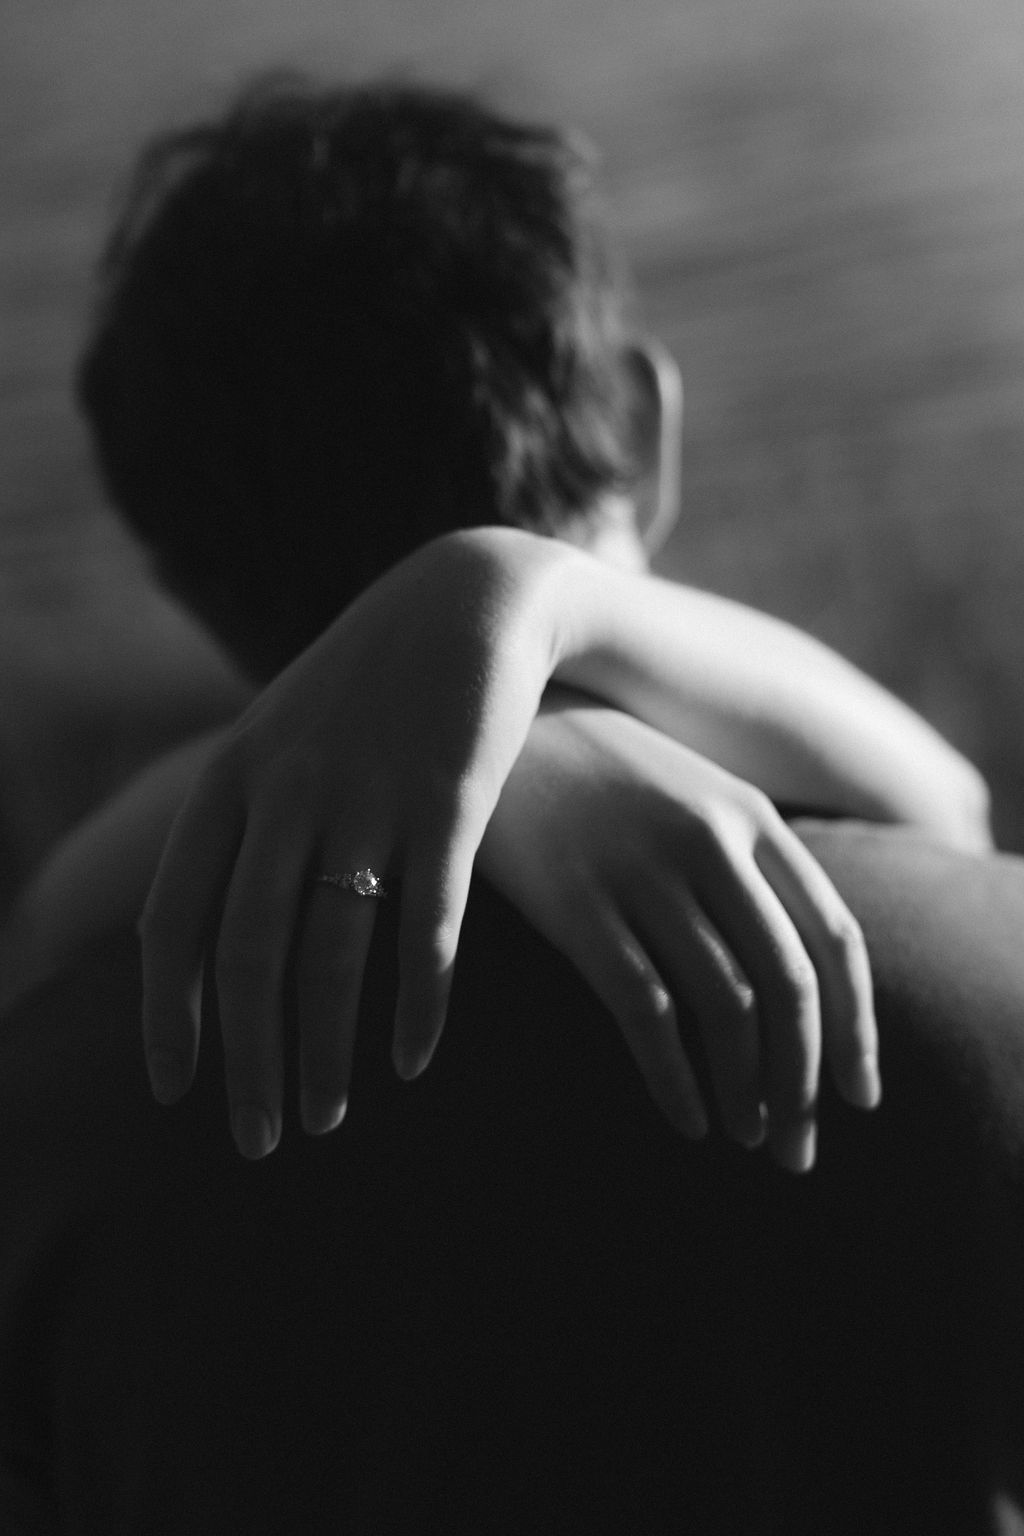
479 695 881 1172
139 528 571 1157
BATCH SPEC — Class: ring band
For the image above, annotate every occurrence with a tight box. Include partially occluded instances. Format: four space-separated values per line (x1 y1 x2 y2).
314 867 388 900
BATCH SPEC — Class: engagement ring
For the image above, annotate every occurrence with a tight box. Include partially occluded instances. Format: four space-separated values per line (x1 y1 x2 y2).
314 868 388 899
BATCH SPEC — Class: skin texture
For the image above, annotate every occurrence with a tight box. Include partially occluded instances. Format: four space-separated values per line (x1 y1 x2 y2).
57 82 988 1171
132 526 990 1172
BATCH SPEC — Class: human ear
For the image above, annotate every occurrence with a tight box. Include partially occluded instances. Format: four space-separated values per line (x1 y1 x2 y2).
622 339 683 557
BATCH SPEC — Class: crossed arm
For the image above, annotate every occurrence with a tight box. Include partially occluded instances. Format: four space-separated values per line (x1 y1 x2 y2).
5 528 990 1172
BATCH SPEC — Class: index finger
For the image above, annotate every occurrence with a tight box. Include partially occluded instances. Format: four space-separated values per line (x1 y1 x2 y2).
139 758 245 1103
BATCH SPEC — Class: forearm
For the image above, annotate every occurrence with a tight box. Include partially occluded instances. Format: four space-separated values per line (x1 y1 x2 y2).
548 555 992 850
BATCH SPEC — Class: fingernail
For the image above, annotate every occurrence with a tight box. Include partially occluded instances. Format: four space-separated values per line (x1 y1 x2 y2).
736 1103 768 1150
233 1105 277 1160
301 1091 347 1136
392 1045 430 1081
148 1048 186 1105
777 1122 816 1175
849 1052 882 1110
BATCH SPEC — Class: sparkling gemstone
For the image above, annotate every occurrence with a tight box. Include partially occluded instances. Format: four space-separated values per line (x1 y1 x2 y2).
352 869 378 895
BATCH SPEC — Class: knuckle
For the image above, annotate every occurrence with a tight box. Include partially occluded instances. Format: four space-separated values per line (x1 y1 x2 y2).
689 794 767 862
615 973 675 1038
826 909 868 966
722 977 757 1025
726 784 772 834
774 950 819 1009
732 780 769 820
686 811 733 863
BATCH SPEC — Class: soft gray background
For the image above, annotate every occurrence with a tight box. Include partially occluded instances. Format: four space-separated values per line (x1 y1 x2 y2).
3 0 1024 908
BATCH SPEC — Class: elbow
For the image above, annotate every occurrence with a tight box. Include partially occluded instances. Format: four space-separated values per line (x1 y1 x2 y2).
924 756 994 854
953 760 995 853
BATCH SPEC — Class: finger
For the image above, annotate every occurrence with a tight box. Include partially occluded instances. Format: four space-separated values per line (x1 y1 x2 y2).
701 852 822 1174
635 886 764 1149
558 900 709 1139
215 815 311 1159
296 869 381 1134
139 759 245 1105
390 819 477 1081
756 832 880 1112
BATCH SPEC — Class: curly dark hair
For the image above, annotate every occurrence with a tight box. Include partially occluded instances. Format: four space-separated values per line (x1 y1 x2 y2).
77 75 637 673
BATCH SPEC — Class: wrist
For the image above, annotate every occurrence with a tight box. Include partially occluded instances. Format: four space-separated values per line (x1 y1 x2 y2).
548 554 662 718
540 540 627 680
432 524 591 680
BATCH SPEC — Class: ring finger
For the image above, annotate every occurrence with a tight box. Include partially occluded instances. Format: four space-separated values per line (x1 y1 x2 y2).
296 852 391 1134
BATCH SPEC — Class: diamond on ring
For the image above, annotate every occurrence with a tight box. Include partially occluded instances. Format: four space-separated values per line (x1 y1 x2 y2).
315 867 388 899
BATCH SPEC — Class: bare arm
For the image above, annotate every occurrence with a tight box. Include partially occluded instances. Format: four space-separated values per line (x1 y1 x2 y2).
10 531 984 1011
12 528 982 1167
16 675 874 1172
548 556 992 850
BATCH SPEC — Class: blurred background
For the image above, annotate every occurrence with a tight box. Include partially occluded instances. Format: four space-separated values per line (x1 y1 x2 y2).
3 0 1024 915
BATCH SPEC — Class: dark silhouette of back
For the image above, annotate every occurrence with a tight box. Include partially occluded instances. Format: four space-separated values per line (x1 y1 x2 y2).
3 823 1024 1533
